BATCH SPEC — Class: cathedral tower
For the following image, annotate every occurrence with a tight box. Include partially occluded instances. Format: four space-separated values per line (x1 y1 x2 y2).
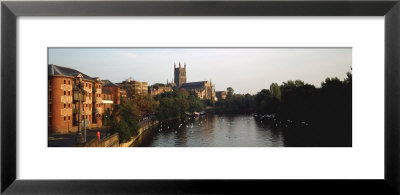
174 62 187 87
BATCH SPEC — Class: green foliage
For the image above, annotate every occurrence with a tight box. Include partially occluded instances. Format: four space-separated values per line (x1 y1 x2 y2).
188 91 204 112
102 109 112 126
270 83 281 100
110 120 131 142
254 89 279 114
132 95 155 117
110 99 140 142
215 87 254 114
155 88 204 121
227 87 234 99
215 68 352 128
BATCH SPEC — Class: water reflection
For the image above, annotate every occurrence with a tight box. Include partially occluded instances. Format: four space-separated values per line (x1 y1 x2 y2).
135 114 286 147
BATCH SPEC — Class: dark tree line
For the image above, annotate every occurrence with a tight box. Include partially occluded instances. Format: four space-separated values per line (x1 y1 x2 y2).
215 87 254 114
216 70 352 128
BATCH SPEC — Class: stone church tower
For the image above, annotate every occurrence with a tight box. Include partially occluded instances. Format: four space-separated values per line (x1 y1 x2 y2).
174 62 187 87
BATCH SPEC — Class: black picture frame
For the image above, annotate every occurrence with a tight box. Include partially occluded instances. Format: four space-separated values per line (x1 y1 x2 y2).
2 0 400 194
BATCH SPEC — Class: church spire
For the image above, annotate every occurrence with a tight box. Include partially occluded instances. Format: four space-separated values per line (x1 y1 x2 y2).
179 61 181 68
174 62 176 69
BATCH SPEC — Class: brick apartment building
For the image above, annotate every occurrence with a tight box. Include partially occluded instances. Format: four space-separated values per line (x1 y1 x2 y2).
102 80 121 105
48 64 119 134
102 88 113 114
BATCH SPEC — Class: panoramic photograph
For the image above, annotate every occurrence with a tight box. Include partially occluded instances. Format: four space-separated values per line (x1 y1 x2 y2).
48 48 352 147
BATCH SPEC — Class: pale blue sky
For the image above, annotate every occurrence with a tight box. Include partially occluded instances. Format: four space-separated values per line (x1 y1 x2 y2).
48 48 352 95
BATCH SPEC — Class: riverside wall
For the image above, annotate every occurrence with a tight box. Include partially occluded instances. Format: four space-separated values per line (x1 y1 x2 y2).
119 120 159 147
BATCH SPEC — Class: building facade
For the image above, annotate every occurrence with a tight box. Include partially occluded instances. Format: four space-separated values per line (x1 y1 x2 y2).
216 91 227 101
102 80 121 105
117 79 148 98
173 63 216 101
149 83 173 96
174 62 186 87
102 88 113 114
48 64 104 134
181 81 216 100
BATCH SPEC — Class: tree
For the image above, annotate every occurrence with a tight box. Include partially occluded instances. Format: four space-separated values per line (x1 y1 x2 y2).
102 109 112 126
110 99 141 142
133 95 155 117
270 83 281 100
227 87 234 99
155 87 204 121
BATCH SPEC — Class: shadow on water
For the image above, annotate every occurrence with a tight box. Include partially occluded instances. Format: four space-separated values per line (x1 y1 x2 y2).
133 114 351 147
281 124 352 147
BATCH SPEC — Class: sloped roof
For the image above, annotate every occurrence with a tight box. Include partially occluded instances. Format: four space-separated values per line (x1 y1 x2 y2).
102 80 119 87
48 64 94 81
181 81 207 88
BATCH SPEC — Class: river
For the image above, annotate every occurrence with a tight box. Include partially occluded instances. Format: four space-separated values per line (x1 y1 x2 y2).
133 114 351 147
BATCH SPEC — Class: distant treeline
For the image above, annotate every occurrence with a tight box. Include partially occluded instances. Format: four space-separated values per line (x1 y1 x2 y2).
216 70 352 128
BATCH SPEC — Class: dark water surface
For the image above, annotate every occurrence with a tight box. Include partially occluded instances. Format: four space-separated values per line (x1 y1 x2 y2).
134 114 351 147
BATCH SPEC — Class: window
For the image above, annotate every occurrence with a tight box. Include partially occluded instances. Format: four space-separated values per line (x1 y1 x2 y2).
64 80 66 84
64 104 66 108
86 83 88 87
49 105 52 113
68 91 70 95
64 116 66 121
68 104 71 108
68 116 70 120
64 91 66 95
49 91 52 99
68 80 70 84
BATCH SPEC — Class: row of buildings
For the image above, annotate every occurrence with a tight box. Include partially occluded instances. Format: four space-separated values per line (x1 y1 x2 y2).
48 63 226 134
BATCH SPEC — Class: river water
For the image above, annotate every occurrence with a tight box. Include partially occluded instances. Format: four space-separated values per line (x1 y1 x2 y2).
135 114 289 147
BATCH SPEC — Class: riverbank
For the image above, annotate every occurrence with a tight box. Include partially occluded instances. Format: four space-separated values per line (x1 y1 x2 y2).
119 120 160 147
